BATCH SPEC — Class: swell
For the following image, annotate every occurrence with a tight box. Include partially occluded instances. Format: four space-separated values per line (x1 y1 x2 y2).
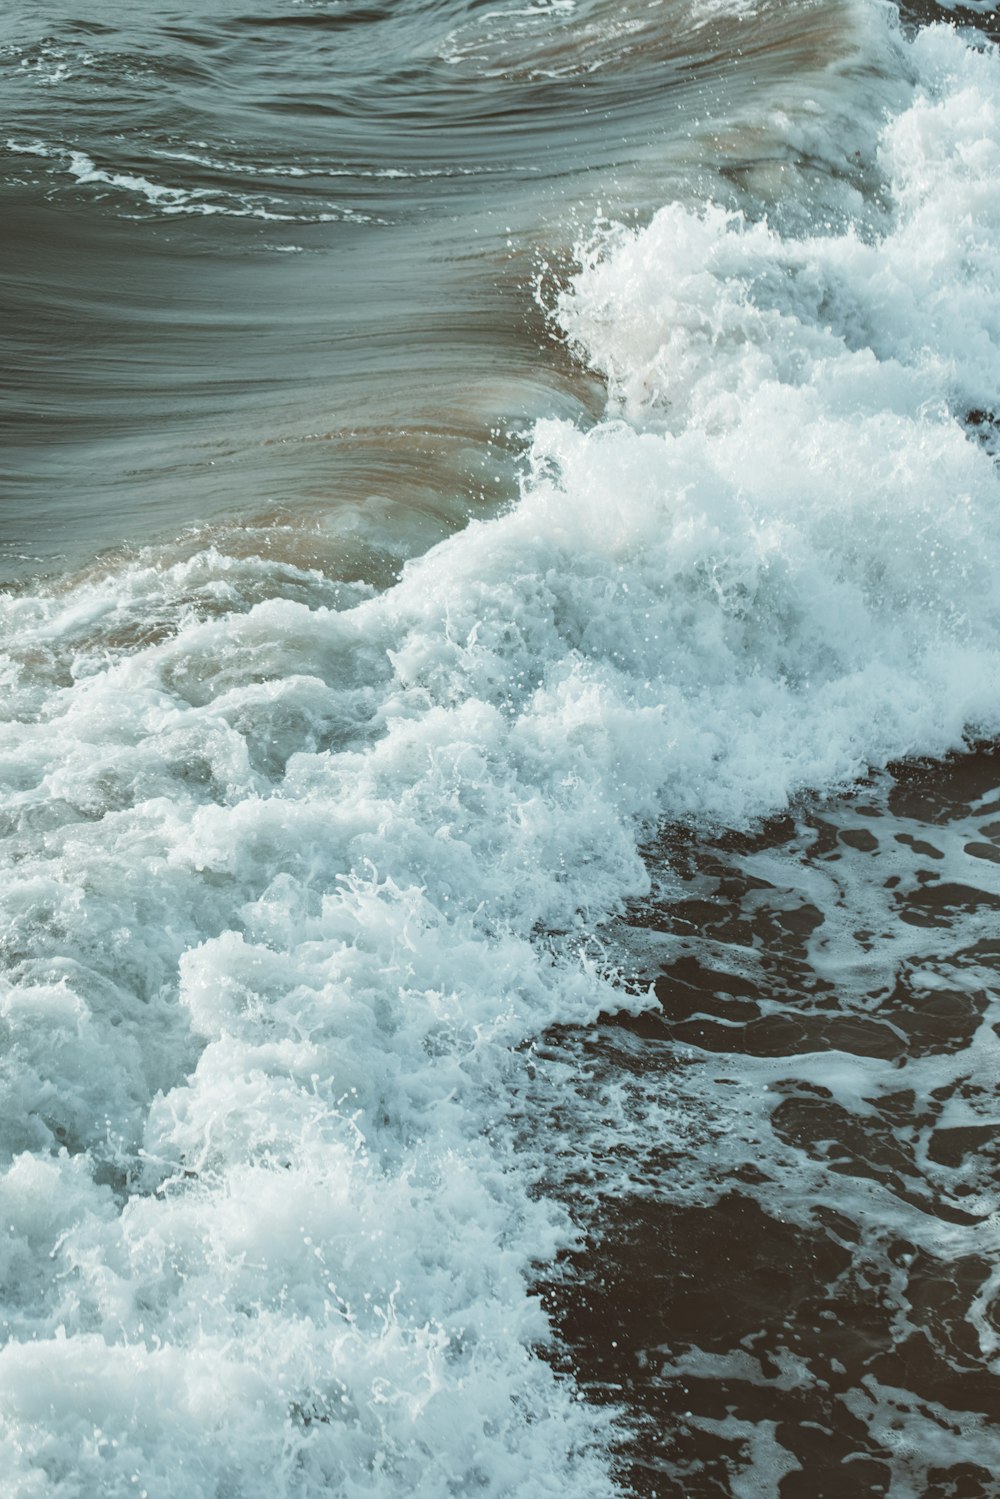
2 0 880 582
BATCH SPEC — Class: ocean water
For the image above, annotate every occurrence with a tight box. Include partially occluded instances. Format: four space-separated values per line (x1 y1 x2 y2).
2 0 1000 1495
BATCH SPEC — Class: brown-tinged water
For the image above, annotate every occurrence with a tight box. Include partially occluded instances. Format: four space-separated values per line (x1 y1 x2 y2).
539 750 1000 1495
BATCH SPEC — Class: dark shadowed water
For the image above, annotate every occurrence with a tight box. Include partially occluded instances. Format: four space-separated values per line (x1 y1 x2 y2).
540 750 1000 1494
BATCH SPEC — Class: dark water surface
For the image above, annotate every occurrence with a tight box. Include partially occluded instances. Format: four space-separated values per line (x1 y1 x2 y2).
543 750 1000 1495
3 1 1000 1496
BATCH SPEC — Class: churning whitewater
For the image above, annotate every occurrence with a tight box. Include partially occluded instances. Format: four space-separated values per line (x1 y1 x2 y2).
2 2 1000 1495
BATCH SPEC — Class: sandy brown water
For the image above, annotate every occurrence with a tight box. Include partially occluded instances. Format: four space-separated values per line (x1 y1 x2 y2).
537 749 1000 1495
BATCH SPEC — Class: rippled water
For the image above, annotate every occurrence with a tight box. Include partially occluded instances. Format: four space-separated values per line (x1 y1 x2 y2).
2 0 1000 1495
542 750 1000 1494
2 0 898 581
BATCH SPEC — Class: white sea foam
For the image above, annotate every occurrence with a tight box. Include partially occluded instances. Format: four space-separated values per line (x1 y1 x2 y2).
2 8 1000 1498
932 0 996 13
3 140 377 221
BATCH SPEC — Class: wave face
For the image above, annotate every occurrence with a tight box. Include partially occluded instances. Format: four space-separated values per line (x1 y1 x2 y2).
2 1 1000 1495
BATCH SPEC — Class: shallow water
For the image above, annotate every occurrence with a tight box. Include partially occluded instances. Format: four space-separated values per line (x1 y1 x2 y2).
543 750 1000 1494
2 1 1000 1496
